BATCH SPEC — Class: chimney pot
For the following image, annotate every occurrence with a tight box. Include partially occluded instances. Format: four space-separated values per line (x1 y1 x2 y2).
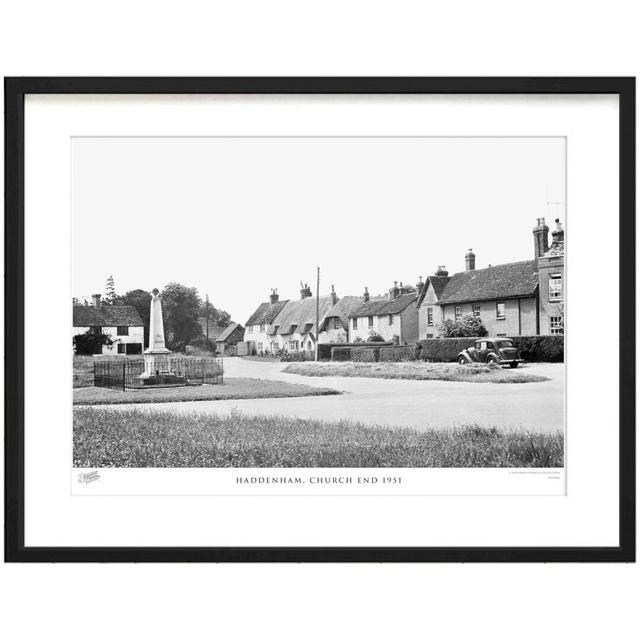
533 217 550 258
91 293 101 308
363 286 370 302
465 248 476 271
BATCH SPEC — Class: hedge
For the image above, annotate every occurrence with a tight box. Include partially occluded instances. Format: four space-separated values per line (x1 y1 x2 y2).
417 335 564 363
509 335 564 362
331 347 352 361
351 347 379 362
379 346 417 362
417 338 477 362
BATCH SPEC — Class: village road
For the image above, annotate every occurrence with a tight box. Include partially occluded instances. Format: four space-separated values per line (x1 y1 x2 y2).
109 358 565 433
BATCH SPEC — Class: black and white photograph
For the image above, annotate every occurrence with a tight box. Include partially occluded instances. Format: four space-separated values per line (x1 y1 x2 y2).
71 136 566 472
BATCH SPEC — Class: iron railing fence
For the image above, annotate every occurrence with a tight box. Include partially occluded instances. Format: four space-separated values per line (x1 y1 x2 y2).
94 357 223 391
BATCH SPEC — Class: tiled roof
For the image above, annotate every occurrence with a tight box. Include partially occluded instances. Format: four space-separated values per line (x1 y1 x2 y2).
73 305 143 327
543 240 565 257
349 293 417 318
438 260 539 304
214 322 243 342
319 295 363 332
245 299 289 327
275 296 335 336
416 275 451 307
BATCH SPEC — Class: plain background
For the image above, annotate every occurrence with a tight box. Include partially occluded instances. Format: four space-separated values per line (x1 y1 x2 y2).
1 1 638 639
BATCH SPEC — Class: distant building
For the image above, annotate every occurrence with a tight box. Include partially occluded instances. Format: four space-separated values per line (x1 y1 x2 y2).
416 218 565 338
243 289 290 354
348 281 420 344
317 289 363 343
214 322 245 355
73 294 144 354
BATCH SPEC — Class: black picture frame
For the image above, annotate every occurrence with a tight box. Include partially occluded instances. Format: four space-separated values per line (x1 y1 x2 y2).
4 77 635 563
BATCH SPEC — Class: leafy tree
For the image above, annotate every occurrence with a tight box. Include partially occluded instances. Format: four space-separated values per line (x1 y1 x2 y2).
200 296 231 328
120 289 152 346
439 313 488 338
73 329 113 355
161 283 203 351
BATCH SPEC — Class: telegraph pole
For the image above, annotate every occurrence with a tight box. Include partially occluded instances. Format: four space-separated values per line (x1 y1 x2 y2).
315 266 320 361
205 293 210 344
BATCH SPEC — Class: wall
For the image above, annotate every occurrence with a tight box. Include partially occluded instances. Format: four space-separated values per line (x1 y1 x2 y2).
537 253 564 334
244 324 273 354
418 285 442 339
73 325 144 354
441 297 537 337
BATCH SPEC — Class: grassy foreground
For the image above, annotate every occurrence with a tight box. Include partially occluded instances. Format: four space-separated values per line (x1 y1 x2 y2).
73 407 564 468
74 377 340 405
283 361 549 383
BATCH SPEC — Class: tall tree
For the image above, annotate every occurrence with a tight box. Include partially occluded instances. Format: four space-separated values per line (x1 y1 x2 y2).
105 275 118 305
199 298 231 327
161 283 203 350
120 289 152 347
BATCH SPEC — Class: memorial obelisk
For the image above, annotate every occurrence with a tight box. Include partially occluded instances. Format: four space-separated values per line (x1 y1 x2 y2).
142 288 171 378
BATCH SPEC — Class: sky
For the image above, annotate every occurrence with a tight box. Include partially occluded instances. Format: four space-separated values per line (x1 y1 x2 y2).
72 136 566 324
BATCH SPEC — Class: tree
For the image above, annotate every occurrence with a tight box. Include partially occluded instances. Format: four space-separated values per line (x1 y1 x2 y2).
200 297 231 328
161 283 203 350
73 329 113 355
439 313 488 338
120 289 152 346
105 275 119 305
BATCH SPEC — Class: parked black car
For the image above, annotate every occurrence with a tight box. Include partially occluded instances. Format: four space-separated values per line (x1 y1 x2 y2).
457 338 523 368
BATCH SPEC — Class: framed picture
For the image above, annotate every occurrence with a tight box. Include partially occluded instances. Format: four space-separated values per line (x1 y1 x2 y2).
4 77 635 562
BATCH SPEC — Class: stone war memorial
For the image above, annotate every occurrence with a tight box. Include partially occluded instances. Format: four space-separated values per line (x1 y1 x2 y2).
93 288 223 391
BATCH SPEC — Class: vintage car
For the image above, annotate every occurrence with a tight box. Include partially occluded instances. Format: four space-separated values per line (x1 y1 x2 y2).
457 338 523 368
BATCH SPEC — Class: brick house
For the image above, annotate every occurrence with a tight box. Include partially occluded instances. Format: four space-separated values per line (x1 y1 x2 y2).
349 281 420 344
417 217 565 338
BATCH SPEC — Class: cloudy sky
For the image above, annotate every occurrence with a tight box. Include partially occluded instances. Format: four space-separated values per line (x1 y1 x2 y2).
72 136 565 324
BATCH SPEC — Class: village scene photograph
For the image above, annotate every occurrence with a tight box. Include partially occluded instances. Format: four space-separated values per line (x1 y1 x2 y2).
72 136 565 470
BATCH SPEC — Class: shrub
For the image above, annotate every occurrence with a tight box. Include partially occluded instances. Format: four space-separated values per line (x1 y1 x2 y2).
331 346 352 361
509 335 564 362
368 331 386 342
351 347 379 362
418 338 477 362
317 343 333 361
439 314 488 338
73 330 113 355
379 346 416 362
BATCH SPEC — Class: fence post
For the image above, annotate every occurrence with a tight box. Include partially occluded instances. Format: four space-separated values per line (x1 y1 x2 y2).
122 360 126 391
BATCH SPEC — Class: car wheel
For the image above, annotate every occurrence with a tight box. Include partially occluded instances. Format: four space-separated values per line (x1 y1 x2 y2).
509 362 519 368
487 356 498 364
458 356 467 365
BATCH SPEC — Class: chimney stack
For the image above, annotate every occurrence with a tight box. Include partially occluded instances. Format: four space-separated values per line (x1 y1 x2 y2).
300 282 312 299
269 288 279 305
533 217 550 258
91 293 101 308
363 286 370 302
330 284 338 306
465 248 476 271
551 218 564 245
416 276 424 296
390 280 400 300
435 265 449 277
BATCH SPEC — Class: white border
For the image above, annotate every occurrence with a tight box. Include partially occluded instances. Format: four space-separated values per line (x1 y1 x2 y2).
24 94 619 547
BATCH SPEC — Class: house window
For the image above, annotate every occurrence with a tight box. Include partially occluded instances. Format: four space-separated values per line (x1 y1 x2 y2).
90 326 102 336
426 333 434 339
427 307 433 326
454 306 462 320
248 325 253 334
260 322 266 332
496 302 506 319
117 326 129 336
333 317 340 330
288 340 299 351
496 333 506 338
368 316 374 328
472 304 481 317
117 343 126 354
549 316 563 335
549 273 563 301
352 318 358 330
388 314 393 326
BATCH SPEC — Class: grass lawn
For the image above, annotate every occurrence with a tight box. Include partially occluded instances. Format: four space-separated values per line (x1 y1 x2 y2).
74 407 564 468
74 377 340 405
283 361 549 383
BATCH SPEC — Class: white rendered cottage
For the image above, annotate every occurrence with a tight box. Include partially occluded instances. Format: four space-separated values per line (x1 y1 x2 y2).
73 294 144 355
